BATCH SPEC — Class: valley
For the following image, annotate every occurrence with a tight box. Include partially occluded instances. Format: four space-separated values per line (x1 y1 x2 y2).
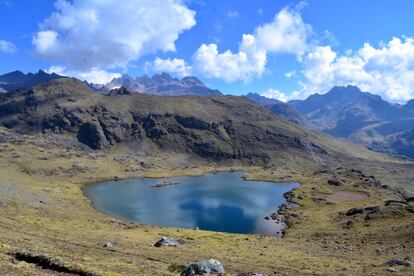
0 77 413 275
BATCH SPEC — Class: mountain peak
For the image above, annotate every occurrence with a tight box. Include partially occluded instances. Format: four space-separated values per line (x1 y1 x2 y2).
328 85 362 95
105 72 221 96
181 76 205 87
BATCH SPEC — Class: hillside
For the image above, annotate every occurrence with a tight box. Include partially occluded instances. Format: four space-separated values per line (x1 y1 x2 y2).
245 93 309 126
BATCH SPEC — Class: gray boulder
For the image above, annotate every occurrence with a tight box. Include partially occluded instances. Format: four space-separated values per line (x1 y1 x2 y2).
181 259 224 275
154 236 181 247
327 178 343 186
386 258 411 266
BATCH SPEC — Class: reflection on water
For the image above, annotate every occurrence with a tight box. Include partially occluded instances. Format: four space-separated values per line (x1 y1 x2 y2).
85 172 299 235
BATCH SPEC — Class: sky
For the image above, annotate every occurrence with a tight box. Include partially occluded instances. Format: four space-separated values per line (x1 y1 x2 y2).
1 0 414 103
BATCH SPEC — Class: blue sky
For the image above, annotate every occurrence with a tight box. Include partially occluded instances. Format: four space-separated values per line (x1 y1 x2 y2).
1 0 414 102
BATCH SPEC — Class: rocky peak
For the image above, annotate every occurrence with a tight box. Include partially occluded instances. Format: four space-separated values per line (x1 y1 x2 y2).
104 72 222 96
181 76 205 87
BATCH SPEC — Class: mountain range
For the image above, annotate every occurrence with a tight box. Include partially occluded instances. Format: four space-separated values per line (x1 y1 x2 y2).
100 72 222 96
0 70 62 92
0 69 413 159
288 85 414 159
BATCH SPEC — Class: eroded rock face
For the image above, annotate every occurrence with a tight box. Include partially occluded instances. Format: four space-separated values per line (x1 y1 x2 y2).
181 259 224 276
77 122 108 149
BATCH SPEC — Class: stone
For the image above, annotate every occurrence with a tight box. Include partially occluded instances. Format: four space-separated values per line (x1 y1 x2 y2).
103 242 114 249
345 207 364 216
327 178 343 186
385 258 411 266
0 202 7 208
386 267 399 273
154 237 181 247
181 259 224 276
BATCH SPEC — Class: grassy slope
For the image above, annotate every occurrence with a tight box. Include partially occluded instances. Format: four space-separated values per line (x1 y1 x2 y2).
0 127 413 275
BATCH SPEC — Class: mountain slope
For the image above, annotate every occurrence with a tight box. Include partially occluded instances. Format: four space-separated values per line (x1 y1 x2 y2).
288 85 414 158
245 93 309 126
104 73 222 96
0 70 63 92
2 78 381 168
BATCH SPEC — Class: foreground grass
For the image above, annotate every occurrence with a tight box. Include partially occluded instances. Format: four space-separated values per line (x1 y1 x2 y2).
0 130 413 275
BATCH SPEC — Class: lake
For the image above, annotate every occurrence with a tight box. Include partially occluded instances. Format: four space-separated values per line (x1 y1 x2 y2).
85 172 299 236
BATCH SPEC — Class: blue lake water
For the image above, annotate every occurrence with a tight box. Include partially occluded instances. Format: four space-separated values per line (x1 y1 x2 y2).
85 172 299 235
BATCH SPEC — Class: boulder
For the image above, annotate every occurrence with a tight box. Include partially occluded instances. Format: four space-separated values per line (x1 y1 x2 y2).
102 242 114 249
385 258 411 266
154 237 181 247
181 259 224 276
345 207 365 216
327 178 343 186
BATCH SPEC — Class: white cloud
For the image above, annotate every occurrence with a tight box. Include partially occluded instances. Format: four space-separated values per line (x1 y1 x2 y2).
254 8 311 57
0 40 17 54
145 57 192 77
284 70 296 78
300 37 414 102
32 0 196 72
192 36 267 82
193 7 311 82
261 88 289 102
46 66 120 84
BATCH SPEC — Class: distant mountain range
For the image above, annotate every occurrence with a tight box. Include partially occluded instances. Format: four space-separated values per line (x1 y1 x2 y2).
288 85 414 159
99 72 222 96
0 70 63 92
0 70 222 97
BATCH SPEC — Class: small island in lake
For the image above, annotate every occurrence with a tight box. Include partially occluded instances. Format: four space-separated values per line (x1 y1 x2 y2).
150 181 180 188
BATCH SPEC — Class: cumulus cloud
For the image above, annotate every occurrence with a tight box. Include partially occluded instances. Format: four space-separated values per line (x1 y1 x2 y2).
193 7 312 82
0 40 17 54
145 57 192 77
33 0 196 73
193 35 267 82
261 88 289 102
300 37 414 102
46 66 120 84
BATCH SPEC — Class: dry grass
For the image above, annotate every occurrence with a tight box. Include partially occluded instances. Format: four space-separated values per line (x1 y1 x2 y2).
0 128 413 275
